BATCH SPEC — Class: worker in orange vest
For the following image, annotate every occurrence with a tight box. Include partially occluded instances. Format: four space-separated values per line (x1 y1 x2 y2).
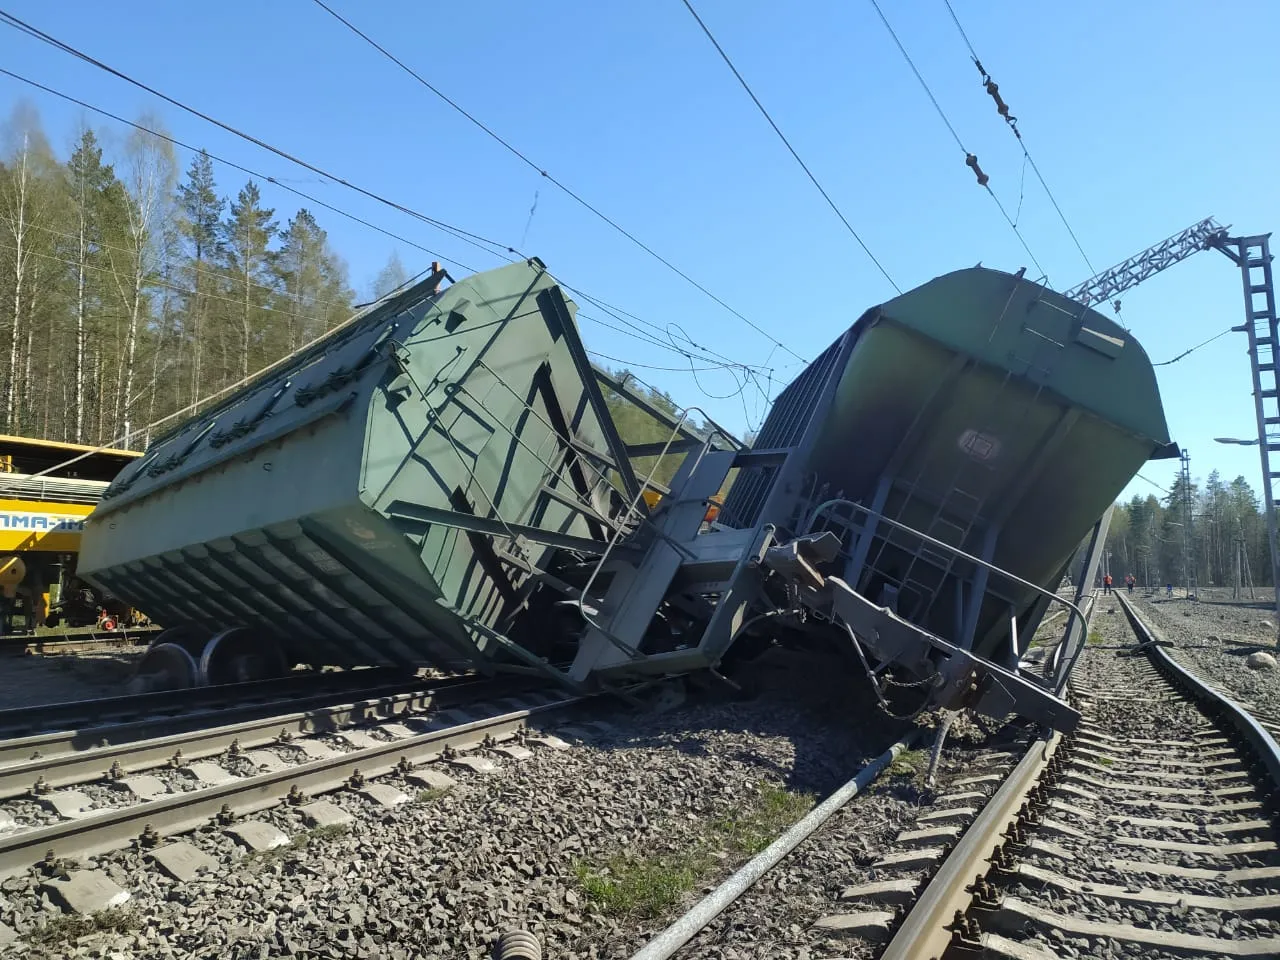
1103 573 1113 595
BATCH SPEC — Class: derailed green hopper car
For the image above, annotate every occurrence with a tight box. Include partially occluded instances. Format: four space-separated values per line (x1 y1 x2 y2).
78 260 656 686
79 260 1173 731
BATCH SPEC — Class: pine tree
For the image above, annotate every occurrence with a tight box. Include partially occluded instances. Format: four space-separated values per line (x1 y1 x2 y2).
64 128 116 442
275 209 344 353
221 180 276 378
176 150 223 404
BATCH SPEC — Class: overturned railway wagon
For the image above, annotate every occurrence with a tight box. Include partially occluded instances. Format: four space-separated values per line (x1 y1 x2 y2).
78 259 1174 730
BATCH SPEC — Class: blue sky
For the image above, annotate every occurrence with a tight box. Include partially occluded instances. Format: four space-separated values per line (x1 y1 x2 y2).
2 1 1277 506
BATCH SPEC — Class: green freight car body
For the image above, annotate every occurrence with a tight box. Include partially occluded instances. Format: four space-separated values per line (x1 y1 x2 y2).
78 260 644 685
77 260 1172 730
759 267 1175 683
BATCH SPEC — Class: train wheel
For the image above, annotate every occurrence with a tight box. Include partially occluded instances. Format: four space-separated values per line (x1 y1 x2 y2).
198 627 289 686
151 623 213 658
128 642 199 693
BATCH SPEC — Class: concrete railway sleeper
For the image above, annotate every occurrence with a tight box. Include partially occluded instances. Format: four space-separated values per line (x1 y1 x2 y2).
0 674 542 800
0 670 534 768
0 687 594 880
0 664 448 742
875 592 1280 960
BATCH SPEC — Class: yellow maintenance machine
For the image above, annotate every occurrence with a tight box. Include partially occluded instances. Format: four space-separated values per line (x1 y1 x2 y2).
0 434 143 633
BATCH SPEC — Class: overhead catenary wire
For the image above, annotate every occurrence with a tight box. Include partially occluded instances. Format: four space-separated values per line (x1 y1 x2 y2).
1136 473 1169 494
0 66 500 274
940 0 1097 278
865 0 1050 283
0 9 789 466
0 11 525 264
307 0 807 364
0 67 772 383
1153 326 1234 366
677 0 900 295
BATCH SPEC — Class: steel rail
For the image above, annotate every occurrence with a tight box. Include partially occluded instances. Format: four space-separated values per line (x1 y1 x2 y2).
0 689 587 878
0 675 536 798
879 730 1061 960
0 671 520 768
1117 593 1280 789
0 665 426 739
627 732 923 960
884 595 1280 958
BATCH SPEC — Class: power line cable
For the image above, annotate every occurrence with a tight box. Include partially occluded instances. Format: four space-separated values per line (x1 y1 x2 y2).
0 13 520 257
0 66 501 273
307 0 806 363
1136 473 1169 494
865 0 1050 282
677 0 900 295
940 0 1096 277
1153 327 1234 367
0 67 770 381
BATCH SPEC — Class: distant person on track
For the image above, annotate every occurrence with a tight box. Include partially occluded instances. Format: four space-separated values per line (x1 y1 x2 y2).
1166 583 1174 597
1126 574 1135 594
1103 574 1113 594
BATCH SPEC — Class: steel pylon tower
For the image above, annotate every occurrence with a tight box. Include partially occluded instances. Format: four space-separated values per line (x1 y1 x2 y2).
1216 236 1280 645
1179 450 1197 599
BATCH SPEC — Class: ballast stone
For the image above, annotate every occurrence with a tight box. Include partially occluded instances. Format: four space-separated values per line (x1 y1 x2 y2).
1247 652 1277 671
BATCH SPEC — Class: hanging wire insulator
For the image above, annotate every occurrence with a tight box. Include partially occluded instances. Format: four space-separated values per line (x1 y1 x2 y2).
966 153 989 186
985 80 1011 119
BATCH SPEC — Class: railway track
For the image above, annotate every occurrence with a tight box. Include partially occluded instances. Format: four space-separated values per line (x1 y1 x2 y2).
627 593 1280 959
0 665 448 741
0 628 159 656
0 673 541 799
875 591 1280 959
0 679 592 882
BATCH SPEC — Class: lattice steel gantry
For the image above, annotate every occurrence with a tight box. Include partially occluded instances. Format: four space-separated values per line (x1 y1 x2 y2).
1214 234 1280 644
1064 218 1228 309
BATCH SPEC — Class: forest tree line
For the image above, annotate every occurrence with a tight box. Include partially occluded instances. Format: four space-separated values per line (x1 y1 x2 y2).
0 104 380 450
3 105 1273 581
1104 470 1275 589
1 104 706 465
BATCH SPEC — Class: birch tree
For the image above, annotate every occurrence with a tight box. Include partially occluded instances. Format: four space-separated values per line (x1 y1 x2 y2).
104 121 176 445
0 107 56 432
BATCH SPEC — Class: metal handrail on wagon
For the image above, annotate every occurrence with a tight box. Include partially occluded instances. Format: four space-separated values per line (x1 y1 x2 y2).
803 499 1089 686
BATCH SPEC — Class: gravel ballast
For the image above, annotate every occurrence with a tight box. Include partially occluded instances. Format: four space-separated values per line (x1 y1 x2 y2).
1129 589 1280 723
0 648 950 959
0 649 144 711
990 599 1280 960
